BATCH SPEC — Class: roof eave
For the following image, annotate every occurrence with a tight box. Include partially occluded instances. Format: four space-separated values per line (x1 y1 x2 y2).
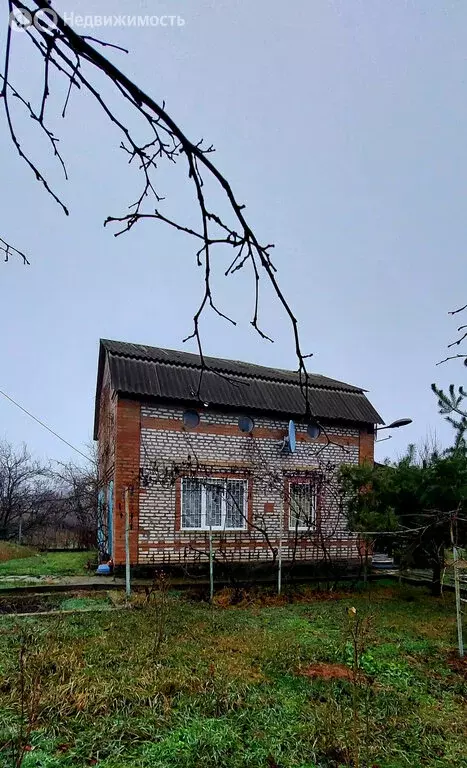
93 341 107 441
115 389 384 426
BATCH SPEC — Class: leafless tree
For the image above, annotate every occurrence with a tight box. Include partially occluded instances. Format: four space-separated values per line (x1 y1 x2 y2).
47 446 98 549
0 438 97 546
1 1 313 399
0 439 46 538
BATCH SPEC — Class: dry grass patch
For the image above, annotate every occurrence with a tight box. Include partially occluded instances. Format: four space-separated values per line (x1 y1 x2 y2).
0 542 36 563
211 585 358 609
299 662 356 681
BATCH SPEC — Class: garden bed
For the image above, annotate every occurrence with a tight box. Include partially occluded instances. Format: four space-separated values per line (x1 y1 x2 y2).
0 591 112 615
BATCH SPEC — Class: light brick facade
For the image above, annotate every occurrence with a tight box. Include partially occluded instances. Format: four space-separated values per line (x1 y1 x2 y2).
98 397 374 566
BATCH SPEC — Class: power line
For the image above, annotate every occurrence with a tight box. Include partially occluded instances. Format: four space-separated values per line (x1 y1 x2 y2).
0 388 91 461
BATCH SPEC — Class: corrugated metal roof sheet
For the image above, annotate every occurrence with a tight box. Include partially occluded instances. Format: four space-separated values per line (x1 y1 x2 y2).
101 339 364 392
98 339 383 427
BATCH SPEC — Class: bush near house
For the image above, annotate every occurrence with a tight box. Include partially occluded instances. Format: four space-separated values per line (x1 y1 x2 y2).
340 444 467 596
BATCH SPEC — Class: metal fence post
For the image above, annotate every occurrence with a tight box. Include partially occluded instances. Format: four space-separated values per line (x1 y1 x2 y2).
278 510 283 596
124 487 131 600
453 544 464 658
209 527 214 602
451 518 464 658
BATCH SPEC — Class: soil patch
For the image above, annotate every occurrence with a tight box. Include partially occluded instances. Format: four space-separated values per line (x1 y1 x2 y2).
0 590 110 615
0 594 57 614
300 662 356 681
447 651 467 677
205 586 361 608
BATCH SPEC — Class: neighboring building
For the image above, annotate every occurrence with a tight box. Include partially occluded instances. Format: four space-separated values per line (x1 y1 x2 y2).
93 339 382 567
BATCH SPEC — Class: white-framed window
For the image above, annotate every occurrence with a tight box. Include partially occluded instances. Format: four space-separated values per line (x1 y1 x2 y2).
181 477 247 530
289 480 316 530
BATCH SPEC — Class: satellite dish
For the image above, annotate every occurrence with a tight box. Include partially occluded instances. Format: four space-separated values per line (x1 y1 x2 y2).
288 420 296 453
183 410 200 429
281 420 296 453
238 415 254 433
307 421 321 439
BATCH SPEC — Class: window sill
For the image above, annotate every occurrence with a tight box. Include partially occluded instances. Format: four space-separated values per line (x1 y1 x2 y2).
179 528 247 533
288 527 317 533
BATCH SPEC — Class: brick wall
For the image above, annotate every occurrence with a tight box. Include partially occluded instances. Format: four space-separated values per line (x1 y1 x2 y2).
134 403 367 565
112 399 141 564
358 428 375 465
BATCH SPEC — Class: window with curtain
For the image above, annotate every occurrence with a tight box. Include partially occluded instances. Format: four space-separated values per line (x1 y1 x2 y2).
181 478 247 530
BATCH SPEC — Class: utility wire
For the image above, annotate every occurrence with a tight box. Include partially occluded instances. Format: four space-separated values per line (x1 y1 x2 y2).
0 388 91 461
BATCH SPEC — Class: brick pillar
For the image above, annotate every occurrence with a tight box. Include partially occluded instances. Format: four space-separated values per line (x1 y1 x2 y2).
113 398 141 565
359 427 375 465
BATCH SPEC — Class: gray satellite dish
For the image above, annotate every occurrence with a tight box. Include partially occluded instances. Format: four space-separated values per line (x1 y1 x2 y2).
307 421 321 439
238 415 254 433
183 410 200 429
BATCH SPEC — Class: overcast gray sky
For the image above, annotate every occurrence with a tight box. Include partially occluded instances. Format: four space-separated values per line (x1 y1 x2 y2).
1 0 466 465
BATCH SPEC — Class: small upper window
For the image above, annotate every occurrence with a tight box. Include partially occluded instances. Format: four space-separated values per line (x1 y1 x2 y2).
238 415 254 433
183 410 200 429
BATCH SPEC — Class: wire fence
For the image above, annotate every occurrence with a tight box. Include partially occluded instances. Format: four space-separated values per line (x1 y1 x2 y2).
139 530 363 565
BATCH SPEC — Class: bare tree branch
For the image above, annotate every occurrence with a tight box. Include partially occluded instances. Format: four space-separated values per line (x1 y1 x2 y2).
0 236 29 264
1 0 313 410
437 304 467 365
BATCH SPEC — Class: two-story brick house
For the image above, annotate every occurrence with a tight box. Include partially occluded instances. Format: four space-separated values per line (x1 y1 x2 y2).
94 339 382 568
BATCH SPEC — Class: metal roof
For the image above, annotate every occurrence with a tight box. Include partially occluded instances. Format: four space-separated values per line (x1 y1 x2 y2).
101 339 365 391
94 339 383 437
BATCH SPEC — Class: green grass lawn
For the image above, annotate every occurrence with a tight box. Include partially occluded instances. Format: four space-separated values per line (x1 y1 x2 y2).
0 549 93 578
0 583 466 768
